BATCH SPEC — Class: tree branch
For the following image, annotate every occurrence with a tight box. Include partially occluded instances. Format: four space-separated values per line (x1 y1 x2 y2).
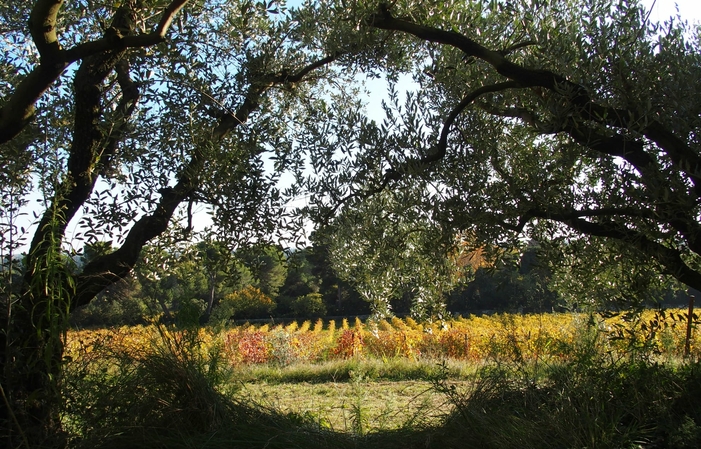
73 52 339 307
369 3 701 198
542 212 701 291
326 81 522 219
213 53 340 140
63 0 190 61
28 0 63 64
0 0 189 145
561 119 654 171
26 16 133 267
73 153 202 308
429 81 521 164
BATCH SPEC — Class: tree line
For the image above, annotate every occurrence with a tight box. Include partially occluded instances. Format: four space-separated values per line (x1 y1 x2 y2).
63 237 689 328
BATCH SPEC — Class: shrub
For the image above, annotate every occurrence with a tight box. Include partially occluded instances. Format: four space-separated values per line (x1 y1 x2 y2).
290 293 327 318
212 286 275 321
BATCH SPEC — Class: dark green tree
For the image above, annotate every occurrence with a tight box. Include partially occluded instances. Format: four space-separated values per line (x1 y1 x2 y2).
0 0 349 442
300 0 701 312
238 244 288 299
307 234 369 317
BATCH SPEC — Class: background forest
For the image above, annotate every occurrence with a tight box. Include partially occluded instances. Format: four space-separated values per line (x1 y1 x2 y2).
67 238 694 327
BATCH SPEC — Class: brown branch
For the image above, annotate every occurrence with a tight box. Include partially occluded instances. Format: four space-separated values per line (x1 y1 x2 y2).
326 81 522 218
73 45 328 304
370 4 582 95
73 157 201 308
280 54 339 83
369 3 701 198
497 205 701 290
561 119 654 172
99 59 140 176
498 40 537 56
0 0 189 145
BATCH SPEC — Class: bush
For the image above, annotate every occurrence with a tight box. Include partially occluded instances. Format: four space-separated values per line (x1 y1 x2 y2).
290 293 327 318
211 286 275 321
431 323 701 449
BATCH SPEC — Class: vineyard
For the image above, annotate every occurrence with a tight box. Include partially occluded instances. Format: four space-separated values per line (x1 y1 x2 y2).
66 309 700 366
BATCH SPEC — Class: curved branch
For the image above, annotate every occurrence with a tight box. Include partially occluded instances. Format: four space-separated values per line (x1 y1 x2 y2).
213 53 340 140
327 81 522 218
64 0 190 62
498 40 538 56
73 157 201 308
28 0 63 63
429 81 521 163
497 205 701 291
553 215 701 291
0 0 189 145
26 30 132 267
562 119 654 171
369 4 701 197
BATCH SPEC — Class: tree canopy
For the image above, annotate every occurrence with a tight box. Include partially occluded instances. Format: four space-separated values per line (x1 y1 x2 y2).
299 0 701 307
0 0 351 441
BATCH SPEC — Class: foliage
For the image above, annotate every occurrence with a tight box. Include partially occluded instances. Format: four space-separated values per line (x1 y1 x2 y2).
321 190 468 320
237 244 289 299
1 0 354 439
6 0 701 441
432 335 701 449
62 324 345 449
290 292 327 318
65 309 701 374
212 285 275 321
60 311 701 448
299 0 701 312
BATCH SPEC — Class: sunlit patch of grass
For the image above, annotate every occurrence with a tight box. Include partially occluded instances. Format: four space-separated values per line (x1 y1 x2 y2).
232 357 478 384
239 379 455 433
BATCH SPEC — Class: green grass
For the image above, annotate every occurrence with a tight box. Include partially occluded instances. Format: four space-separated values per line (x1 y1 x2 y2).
239 379 454 432
231 357 479 383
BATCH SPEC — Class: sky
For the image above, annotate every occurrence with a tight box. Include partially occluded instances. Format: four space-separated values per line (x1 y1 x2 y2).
644 0 701 24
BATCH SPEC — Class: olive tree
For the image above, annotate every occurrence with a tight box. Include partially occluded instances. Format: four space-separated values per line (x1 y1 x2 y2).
300 0 701 309
0 0 350 442
321 189 467 320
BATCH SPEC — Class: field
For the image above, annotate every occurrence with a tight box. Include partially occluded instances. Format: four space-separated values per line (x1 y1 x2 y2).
62 310 701 448
66 310 701 367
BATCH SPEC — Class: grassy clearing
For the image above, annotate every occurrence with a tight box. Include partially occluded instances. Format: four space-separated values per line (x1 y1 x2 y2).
231 357 479 383
239 379 456 432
